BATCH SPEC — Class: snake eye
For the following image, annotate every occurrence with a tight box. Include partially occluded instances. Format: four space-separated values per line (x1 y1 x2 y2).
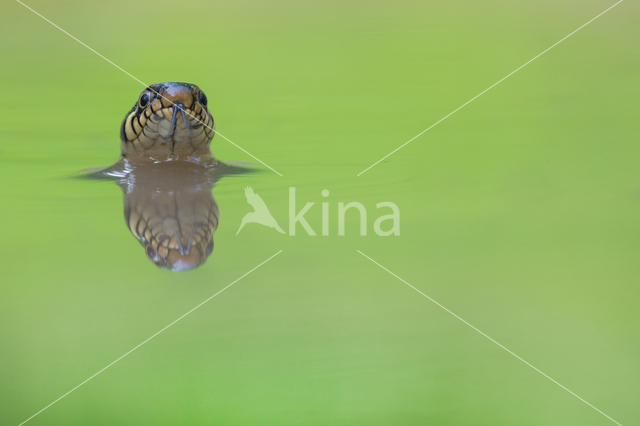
139 91 150 108
199 92 208 107
145 245 158 263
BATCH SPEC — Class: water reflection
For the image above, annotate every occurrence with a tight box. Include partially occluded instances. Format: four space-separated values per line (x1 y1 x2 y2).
86 159 242 271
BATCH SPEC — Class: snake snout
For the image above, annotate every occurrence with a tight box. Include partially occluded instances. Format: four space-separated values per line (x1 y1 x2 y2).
162 85 195 108
165 249 206 271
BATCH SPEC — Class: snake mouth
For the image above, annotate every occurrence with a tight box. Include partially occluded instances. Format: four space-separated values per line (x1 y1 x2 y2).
145 233 214 271
165 103 195 155
120 82 215 160
141 225 215 271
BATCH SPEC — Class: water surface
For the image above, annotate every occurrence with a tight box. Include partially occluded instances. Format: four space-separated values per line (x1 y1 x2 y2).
1 0 639 425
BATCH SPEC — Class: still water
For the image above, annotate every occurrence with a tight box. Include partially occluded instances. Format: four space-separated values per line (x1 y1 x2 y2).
1 0 639 425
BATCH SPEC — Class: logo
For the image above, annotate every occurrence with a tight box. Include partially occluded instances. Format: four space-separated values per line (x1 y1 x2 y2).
237 187 400 236
236 187 285 235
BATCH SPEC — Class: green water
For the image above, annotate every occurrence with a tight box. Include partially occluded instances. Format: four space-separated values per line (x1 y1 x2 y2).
1 0 639 424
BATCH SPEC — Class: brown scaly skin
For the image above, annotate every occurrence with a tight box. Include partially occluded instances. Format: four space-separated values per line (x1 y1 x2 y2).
116 83 218 270
119 161 219 271
120 82 215 162
82 83 246 270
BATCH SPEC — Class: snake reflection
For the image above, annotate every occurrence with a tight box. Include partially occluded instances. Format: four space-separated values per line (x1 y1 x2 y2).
118 162 220 271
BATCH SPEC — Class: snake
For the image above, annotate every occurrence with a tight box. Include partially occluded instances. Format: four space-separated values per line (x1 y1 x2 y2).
120 82 216 161
106 82 225 270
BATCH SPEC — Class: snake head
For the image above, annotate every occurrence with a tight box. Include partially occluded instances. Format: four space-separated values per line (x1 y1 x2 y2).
120 82 215 161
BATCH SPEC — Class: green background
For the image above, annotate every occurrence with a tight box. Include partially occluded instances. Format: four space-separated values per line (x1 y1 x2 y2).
1 0 638 424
